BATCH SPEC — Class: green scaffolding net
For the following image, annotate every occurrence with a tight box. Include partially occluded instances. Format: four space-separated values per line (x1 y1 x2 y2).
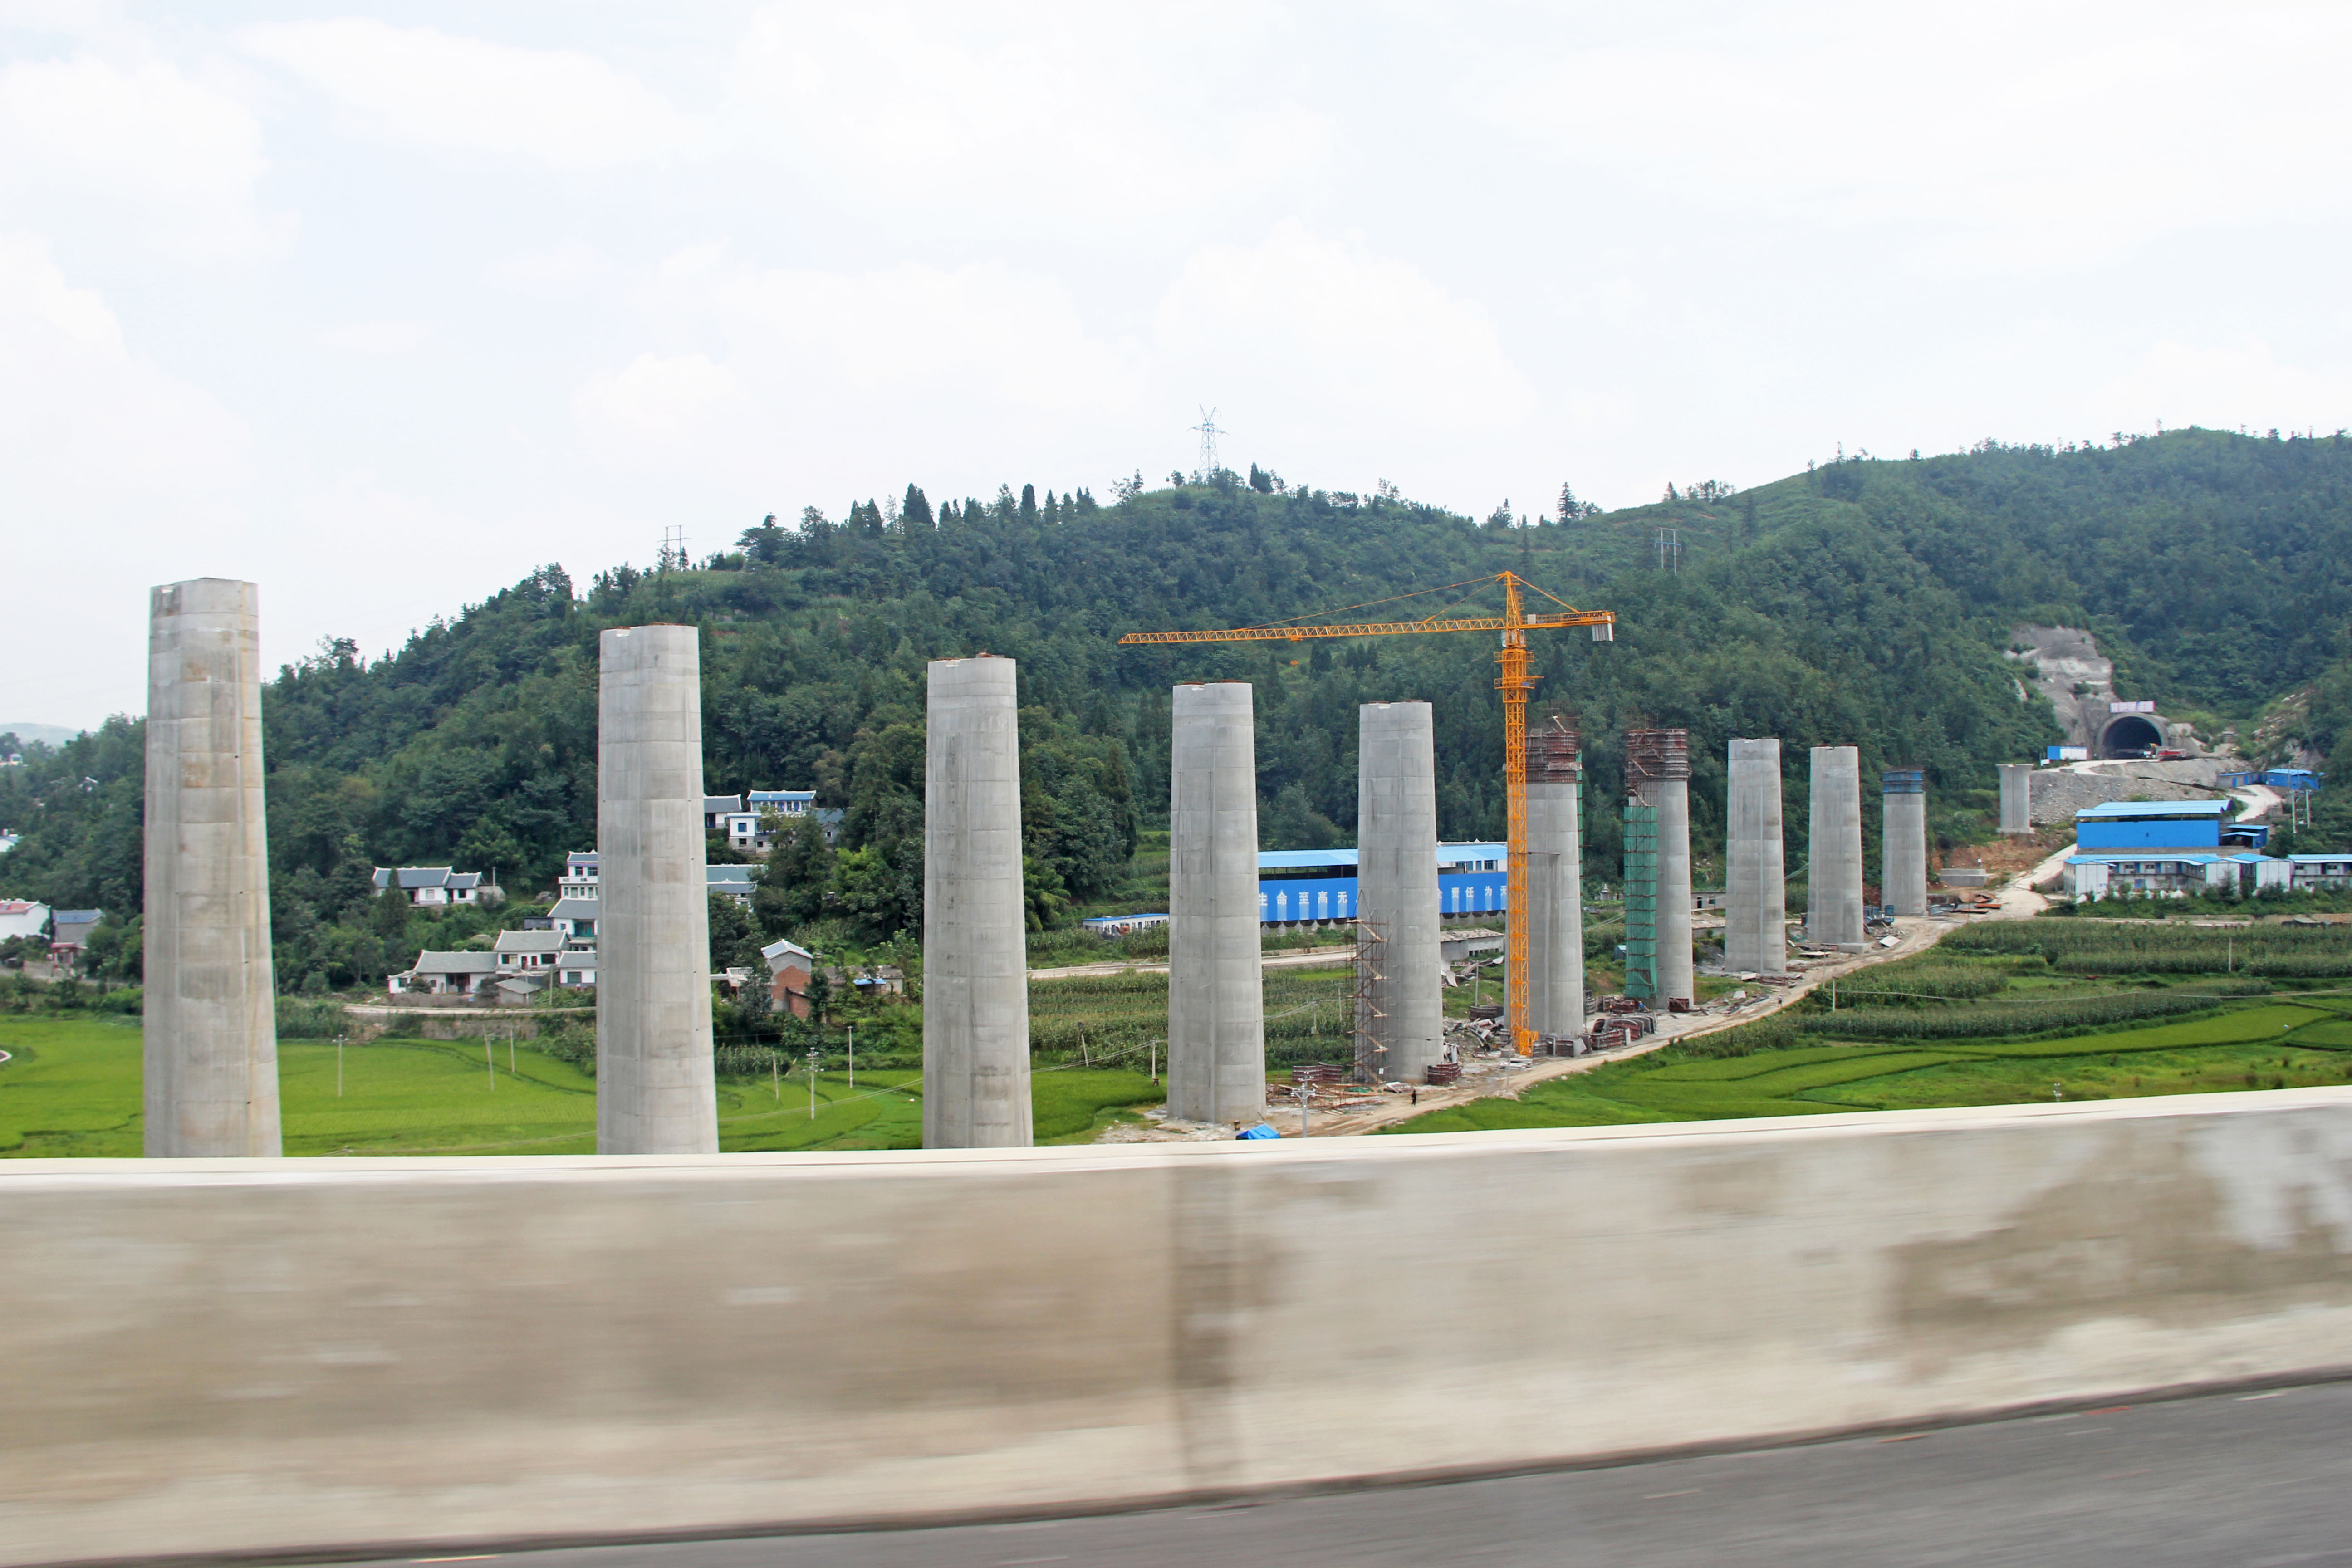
1623 802 1659 1002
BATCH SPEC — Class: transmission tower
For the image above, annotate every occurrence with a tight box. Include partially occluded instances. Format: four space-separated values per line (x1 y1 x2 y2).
1655 527 1682 572
659 524 688 573
1191 406 1225 481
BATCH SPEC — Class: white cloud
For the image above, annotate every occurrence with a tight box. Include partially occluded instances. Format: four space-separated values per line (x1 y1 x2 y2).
1155 220 1538 432
0 51 288 262
242 19 706 169
0 234 246 495
677 250 1133 407
723 1 1332 223
1482 0 2352 271
0 234 250 721
485 240 617 295
313 319 423 354
2100 338 2352 436
572 351 744 452
561 222 1538 505
563 248 1151 495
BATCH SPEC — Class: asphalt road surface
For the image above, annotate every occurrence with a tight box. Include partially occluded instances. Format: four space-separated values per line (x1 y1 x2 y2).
369 1382 2352 1568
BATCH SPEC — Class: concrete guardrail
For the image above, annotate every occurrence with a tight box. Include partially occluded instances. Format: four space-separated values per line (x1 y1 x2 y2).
7 1089 2352 1564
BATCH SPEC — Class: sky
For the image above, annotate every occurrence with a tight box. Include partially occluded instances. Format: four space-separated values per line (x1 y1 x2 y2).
6 0 2351 729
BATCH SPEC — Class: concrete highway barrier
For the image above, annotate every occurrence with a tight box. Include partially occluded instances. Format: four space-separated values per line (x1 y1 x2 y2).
8 1090 2352 1564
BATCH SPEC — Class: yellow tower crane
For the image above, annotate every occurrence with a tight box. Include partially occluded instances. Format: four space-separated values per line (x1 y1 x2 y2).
1119 572 1616 1057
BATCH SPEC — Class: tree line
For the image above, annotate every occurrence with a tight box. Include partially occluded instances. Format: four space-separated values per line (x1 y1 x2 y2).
8 426 2352 993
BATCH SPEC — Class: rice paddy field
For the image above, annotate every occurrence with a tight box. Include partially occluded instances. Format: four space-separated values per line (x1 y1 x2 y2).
1394 921 2352 1135
0 1014 1161 1156
15 921 2352 1154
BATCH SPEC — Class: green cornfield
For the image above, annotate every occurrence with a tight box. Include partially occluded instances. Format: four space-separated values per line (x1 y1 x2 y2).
1792 984 2269 1042
1945 921 2352 975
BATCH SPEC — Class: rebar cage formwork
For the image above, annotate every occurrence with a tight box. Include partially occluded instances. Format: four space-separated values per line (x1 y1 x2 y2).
1528 724 1582 783
1622 803 1660 1002
1623 728 1691 787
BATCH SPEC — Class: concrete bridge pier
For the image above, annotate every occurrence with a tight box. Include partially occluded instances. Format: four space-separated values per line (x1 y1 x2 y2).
1883 768 1928 917
1725 738 1787 975
1167 681 1265 1125
1627 728 1694 1006
1524 723 1584 1039
1999 762 2035 834
597 624 718 1154
1358 702 1441 1083
925 656 1032 1147
1807 745 1866 951
143 578 280 1157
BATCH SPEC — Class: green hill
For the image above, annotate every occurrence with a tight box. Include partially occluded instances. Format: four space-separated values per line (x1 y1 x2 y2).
7 425 2352 993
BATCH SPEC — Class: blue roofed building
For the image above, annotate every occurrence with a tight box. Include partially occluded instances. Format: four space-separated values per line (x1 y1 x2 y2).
2286 853 2352 889
2073 799 2268 853
1250 842 1510 926
2062 851 2289 900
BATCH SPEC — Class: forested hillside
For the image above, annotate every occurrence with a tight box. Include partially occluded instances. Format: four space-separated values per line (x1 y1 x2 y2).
6 425 2352 994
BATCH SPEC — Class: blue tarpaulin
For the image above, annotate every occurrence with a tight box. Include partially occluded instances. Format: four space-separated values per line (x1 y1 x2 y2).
1236 1123 1282 1140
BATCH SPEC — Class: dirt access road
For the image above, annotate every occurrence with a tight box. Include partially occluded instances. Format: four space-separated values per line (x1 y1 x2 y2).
1029 944 1356 983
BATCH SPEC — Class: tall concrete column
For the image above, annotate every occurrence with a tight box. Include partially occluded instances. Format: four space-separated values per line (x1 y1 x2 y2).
924 656 1033 1147
1883 768 1928 917
1807 745 1866 951
597 624 717 1154
1725 738 1787 975
1167 682 1265 1124
1627 729 1694 1006
1998 763 2035 834
1357 702 1441 1083
144 578 279 1157
1523 724 1585 1040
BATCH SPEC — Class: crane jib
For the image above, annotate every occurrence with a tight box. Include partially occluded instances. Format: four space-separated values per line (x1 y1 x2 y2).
1116 573 1617 1061
1116 612 1612 645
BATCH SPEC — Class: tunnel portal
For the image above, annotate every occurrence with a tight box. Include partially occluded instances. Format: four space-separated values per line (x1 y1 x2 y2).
2099 714 2165 758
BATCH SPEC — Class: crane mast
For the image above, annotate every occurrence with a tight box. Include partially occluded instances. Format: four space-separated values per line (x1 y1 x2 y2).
1120 572 1615 1058
1495 573 1535 1054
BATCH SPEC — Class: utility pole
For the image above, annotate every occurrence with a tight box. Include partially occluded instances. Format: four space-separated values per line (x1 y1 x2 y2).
485 1034 496 1090
807 1046 821 1121
336 1032 345 1097
847 1024 854 1089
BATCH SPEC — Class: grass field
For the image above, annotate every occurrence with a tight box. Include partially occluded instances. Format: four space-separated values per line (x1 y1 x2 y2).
24 917 2352 1153
1389 1000 2350 1134
0 1015 1166 1156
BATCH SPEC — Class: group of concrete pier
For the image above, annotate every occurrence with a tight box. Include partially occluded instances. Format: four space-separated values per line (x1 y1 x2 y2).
140 577 1937 1155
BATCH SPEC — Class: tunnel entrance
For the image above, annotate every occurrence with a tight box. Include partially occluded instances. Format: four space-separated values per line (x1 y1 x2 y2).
2100 715 2165 758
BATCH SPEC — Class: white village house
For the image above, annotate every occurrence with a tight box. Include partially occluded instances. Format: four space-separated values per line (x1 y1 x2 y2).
0 899 49 942
387 815 805 1001
387 951 503 997
373 866 500 907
